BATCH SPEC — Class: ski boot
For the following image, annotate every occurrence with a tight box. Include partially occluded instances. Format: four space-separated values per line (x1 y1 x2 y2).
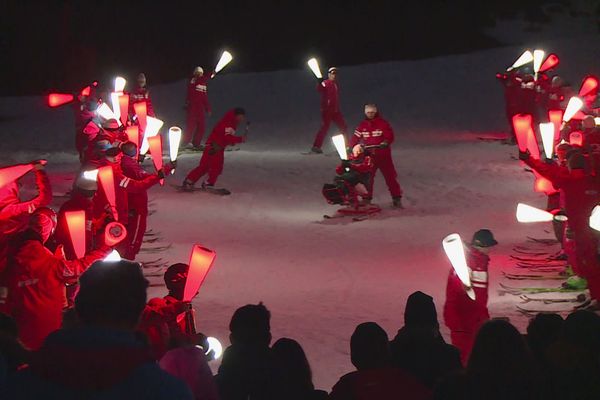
392 196 404 209
201 181 214 190
310 146 323 154
181 179 195 192
562 275 588 290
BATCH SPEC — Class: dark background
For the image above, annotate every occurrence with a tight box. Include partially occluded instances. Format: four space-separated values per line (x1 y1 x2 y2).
0 0 592 96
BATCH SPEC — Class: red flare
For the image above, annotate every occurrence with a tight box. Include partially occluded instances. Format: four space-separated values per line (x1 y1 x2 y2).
80 86 91 97
183 245 217 302
512 114 533 153
65 210 86 259
579 76 599 97
126 126 140 157
526 126 540 159
0 163 35 189
104 221 127 247
118 94 129 126
133 102 148 132
548 110 564 145
148 135 164 185
48 93 74 107
539 54 560 72
98 166 117 221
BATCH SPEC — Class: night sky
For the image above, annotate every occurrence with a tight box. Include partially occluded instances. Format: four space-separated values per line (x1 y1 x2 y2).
0 1 563 95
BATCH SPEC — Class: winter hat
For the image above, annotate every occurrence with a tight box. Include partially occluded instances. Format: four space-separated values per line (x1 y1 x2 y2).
471 229 498 247
350 322 390 370
194 66 204 76
328 67 338 73
120 141 138 157
102 119 120 131
404 291 438 328
164 263 189 295
567 151 586 170
364 104 377 113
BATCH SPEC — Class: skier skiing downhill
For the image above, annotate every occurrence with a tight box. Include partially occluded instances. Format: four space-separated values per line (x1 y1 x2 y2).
311 66 347 154
129 73 155 117
444 229 496 365
0 160 52 236
350 103 403 208
182 108 247 192
185 66 213 150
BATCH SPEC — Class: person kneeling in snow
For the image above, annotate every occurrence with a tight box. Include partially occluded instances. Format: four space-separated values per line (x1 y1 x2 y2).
322 144 374 206
444 229 497 365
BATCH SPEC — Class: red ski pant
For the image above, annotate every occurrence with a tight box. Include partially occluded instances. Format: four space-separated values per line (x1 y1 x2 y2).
185 149 224 186
313 111 347 149
572 228 600 300
451 331 475 366
185 107 207 147
367 151 403 199
123 211 148 260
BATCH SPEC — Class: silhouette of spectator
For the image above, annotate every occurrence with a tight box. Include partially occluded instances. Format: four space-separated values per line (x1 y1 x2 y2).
6 260 193 399
271 338 327 400
160 345 219 400
330 322 431 400
526 313 563 370
390 291 462 388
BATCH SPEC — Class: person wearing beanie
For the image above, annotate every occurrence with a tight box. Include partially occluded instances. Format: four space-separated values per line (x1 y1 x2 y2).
310 66 347 154
185 66 214 150
2 207 111 350
350 103 404 208
444 229 497 364
6 260 193 399
129 72 155 117
520 148 600 303
182 108 247 191
391 291 461 389
330 322 431 400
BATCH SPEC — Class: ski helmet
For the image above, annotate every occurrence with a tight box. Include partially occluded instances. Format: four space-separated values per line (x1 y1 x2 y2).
471 229 498 247
194 66 204 76
328 67 338 74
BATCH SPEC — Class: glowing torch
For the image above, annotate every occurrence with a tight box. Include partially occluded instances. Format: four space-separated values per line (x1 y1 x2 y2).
134 102 148 132
114 76 126 93
139 116 164 155
104 221 127 247
539 122 555 159
118 94 129 126
307 58 323 79
0 161 45 189
533 49 545 79
442 233 475 300
48 93 74 107
213 51 233 77
590 206 600 232
516 203 554 223
110 93 121 124
104 249 121 262
579 76 599 97
183 245 217 302
147 135 164 185
96 102 119 122
97 166 118 221
332 134 348 160
507 50 533 71
126 126 140 157
539 53 560 73
548 110 563 145
512 114 533 153
563 97 584 122
168 127 182 173
65 210 86 259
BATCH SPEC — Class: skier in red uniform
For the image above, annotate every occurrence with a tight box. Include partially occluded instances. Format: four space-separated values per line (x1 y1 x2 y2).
0 161 52 236
129 73 155 117
185 67 213 150
520 149 600 301
311 67 347 154
323 144 374 206
350 104 403 208
4 207 110 350
444 229 497 364
182 108 247 191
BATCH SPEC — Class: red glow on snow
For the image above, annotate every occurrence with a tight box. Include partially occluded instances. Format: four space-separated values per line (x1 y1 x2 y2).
579 76 599 97
512 114 533 153
48 93 74 107
133 102 147 132
98 166 117 221
0 163 35 189
118 94 129 126
104 222 127 247
539 54 559 72
183 245 217 302
570 131 583 147
126 126 140 157
148 135 164 185
65 210 86 259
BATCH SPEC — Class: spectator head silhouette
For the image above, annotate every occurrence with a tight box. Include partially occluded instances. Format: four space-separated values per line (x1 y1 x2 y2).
404 291 439 330
527 313 563 361
164 263 189 300
272 338 314 392
351 322 390 370
563 310 600 354
75 260 148 330
229 302 271 347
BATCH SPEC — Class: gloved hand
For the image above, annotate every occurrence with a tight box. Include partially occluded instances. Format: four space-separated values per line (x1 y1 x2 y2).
317 77 324 84
519 149 531 161
380 141 389 149
170 160 177 169
32 159 47 170
157 169 165 179
341 160 351 168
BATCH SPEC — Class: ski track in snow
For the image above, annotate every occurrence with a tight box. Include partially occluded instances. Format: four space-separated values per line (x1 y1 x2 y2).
2 31 600 389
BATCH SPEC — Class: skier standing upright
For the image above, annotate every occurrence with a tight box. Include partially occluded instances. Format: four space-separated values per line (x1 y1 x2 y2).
311 67 347 154
185 67 213 150
129 73 155 117
350 104 403 208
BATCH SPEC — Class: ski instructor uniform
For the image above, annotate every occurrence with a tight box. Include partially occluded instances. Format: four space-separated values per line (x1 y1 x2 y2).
311 67 347 153
183 108 246 190
350 104 403 208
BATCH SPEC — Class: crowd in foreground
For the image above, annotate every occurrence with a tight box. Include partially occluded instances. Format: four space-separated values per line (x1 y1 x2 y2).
1 260 599 400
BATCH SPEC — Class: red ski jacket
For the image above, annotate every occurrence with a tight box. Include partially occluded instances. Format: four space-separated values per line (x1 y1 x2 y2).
444 245 490 334
351 115 395 150
5 230 108 349
206 110 244 150
0 169 52 235
317 79 340 113
336 154 374 175
187 75 211 114
525 157 600 232
129 86 155 117
121 156 152 215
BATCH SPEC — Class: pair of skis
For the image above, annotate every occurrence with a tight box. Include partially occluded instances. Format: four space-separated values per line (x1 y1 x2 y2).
172 184 231 196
